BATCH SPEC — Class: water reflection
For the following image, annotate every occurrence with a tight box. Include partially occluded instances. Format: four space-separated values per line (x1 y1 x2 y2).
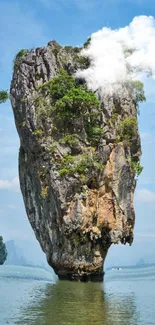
17 280 139 325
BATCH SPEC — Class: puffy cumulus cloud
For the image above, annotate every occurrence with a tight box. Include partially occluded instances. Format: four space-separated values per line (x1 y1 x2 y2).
135 188 155 203
76 16 155 97
0 177 20 192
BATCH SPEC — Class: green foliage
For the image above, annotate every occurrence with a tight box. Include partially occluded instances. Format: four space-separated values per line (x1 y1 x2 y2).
52 44 62 57
59 167 73 176
35 72 41 80
59 134 79 146
117 117 137 141
14 49 29 68
20 98 26 103
35 97 51 120
131 161 143 177
58 154 76 176
55 86 100 121
38 69 101 144
73 55 89 69
75 155 93 174
75 153 103 174
73 152 103 185
0 236 7 265
111 104 118 124
0 90 8 104
111 112 118 124
84 37 91 48
33 129 44 137
73 47 81 53
64 46 73 52
61 153 76 165
58 150 103 182
86 125 104 145
40 69 75 101
130 80 146 114
49 144 57 155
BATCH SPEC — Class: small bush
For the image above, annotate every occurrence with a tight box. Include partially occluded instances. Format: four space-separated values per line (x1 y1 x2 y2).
75 152 103 175
39 69 75 101
129 80 146 114
58 154 76 176
117 117 137 141
64 46 73 52
59 167 73 176
52 44 62 57
0 90 8 104
86 125 104 144
49 144 57 155
83 37 91 48
73 55 89 69
59 134 79 146
131 161 143 177
55 86 100 121
33 129 44 137
14 49 29 68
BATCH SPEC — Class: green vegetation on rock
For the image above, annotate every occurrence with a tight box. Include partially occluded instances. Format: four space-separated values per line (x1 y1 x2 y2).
39 69 75 100
35 67 143 187
14 49 29 69
117 117 137 142
0 236 7 265
55 86 100 121
84 37 91 48
59 134 79 146
58 150 103 185
0 90 8 104
33 129 44 137
129 80 146 114
127 158 143 178
38 69 101 145
131 160 143 177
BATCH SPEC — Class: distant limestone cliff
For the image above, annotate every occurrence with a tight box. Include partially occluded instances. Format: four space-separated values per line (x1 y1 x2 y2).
10 40 143 281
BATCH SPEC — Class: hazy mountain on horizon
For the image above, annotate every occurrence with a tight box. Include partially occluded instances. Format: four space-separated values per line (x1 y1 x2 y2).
5 239 49 269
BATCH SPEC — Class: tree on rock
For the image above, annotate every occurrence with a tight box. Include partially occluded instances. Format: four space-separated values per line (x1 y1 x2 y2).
0 236 7 265
0 90 8 104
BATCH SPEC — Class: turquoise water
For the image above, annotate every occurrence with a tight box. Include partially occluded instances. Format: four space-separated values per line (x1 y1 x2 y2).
0 265 155 324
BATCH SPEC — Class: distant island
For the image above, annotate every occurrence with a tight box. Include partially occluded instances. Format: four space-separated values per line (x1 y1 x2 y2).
0 236 7 265
106 261 155 271
5 240 50 271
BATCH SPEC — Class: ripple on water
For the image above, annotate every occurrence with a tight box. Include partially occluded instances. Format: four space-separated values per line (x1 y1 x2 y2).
1 265 155 325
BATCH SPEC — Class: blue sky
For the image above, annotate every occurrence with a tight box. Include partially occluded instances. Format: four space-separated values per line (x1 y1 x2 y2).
0 0 155 267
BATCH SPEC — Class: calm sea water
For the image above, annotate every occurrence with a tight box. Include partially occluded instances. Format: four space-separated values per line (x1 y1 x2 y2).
0 265 155 325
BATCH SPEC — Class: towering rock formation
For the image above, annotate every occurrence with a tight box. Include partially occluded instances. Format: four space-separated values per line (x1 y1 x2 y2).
10 41 142 281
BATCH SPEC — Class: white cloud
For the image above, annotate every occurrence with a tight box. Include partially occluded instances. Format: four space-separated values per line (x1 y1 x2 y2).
135 188 155 203
76 16 155 98
0 177 20 192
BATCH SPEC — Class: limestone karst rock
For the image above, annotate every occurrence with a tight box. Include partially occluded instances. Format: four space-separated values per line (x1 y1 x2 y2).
10 41 142 281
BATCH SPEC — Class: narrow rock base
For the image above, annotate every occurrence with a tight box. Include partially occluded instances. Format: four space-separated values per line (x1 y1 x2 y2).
58 271 104 282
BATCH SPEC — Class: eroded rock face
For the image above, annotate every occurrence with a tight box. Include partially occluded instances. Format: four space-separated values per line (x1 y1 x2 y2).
10 41 141 281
